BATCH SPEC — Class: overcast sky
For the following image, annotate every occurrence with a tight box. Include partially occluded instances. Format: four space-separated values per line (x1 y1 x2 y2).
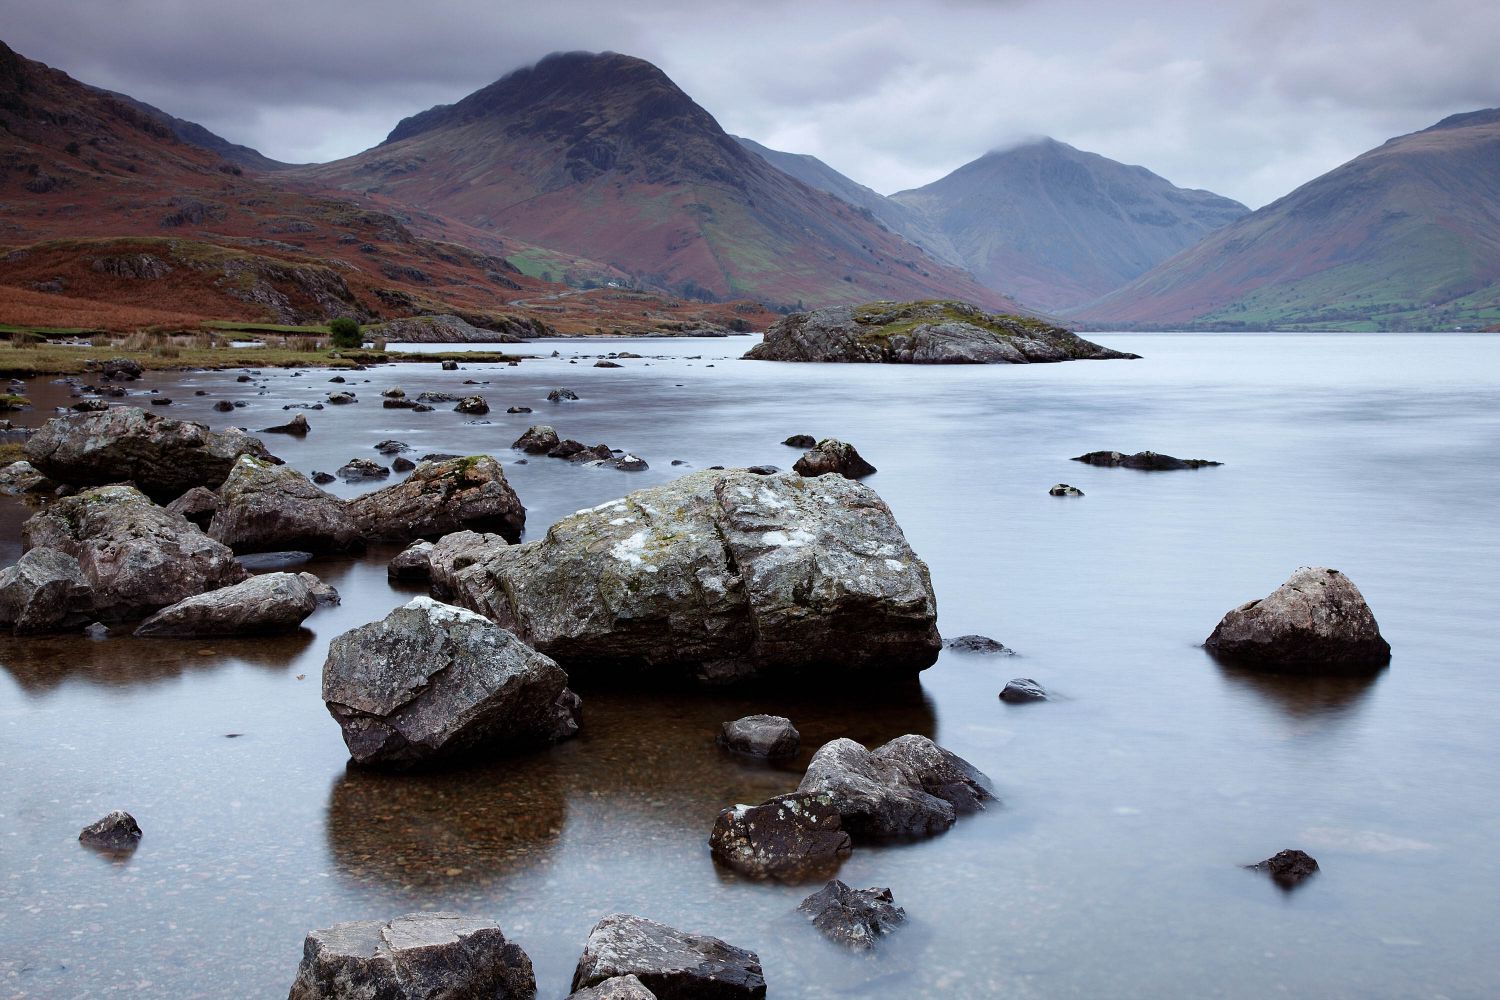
3 0 1496 208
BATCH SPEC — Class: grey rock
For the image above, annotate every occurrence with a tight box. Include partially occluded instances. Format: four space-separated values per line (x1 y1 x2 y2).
1247 849 1320 889
22 485 248 619
797 880 906 951
718 715 800 758
1072 450 1221 470
337 458 390 481
311 471 335 485
416 392 461 403
134 572 317 637
513 425 560 453
426 531 507 600
548 388 579 402
287 911 536 1000
381 388 406 399
798 734 994 839
999 678 1047 703
210 456 363 554
610 454 648 472
213 400 236 412
744 301 1137 364
1049 483 1084 496
84 621 109 639
388 540 435 582
0 547 94 633
348 456 525 544
167 486 223 529
23 406 277 501
945 634 1011 655
708 791 851 881
326 391 357 405
793 438 876 479
373 439 409 454
366 313 523 343
571 914 765 1000
298 572 341 606
0 460 57 496
392 457 416 473
455 395 490 415
441 359 459 370
506 406 533 414
781 434 816 449
439 470 938 685
568 975 656 999
1204 567 1391 671
322 597 578 767
78 810 142 852
594 360 623 368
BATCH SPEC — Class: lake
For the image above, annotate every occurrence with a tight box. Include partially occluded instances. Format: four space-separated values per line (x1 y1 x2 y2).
2 332 1498 998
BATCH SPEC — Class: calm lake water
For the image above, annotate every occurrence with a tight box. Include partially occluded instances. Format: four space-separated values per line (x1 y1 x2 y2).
2 332 1498 998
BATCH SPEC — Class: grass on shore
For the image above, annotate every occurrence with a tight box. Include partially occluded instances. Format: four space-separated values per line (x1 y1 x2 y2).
0 339 524 377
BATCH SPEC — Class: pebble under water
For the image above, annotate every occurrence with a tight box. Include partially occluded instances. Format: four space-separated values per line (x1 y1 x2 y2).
2 332 1499 998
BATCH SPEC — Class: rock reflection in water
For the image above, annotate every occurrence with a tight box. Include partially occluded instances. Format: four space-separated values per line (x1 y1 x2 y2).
1214 659 1384 720
0 630 313 692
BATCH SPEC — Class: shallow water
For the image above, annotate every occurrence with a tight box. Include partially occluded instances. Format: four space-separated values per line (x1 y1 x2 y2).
2 333 1499 998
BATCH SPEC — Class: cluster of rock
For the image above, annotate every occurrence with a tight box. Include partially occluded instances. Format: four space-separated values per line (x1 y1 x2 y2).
744 300 1139 364
512 425 647 471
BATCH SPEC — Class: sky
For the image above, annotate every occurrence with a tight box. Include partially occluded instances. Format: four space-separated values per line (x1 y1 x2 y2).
2 0 1496 208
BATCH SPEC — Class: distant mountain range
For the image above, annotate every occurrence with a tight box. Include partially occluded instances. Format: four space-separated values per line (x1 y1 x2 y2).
1073 110 1500 330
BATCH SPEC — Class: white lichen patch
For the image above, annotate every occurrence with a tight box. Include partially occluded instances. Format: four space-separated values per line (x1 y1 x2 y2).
609 530 650 565
405 595 490 627
762 528 815 548
757 488 788 510
884 559 906 571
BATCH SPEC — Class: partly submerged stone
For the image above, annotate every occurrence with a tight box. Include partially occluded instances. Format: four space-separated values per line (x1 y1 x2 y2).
134 572 317 637
437 469 938 686
23 406 276 501
0 547 94 634
718 715 800 759
348 456 525 544
260 413 310 436
945 634 1011 655
322 597 579 767
709 791 851 881
387 540 435 582
570 913 765 1000
792 439 876 480
798 734 994 839
744 300 1137 364
1071 450 1221 470
513 425 560 454
1204 567 1390 672
1049 483 1084 496
797 880 906 951
1247 849 1320 889
79 810 142 852
287 911 536 1000
999 678 1048 703
209 456 363 554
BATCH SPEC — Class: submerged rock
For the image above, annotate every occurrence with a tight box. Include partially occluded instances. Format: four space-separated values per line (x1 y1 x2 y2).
718 715 800 759
287 911 536 1000
797 880 906 951
945 634 1011 655
782 434 816 449
22 485 247 619
513 425 560 453
0 547 93 634
1247 849 1320 889
455 395 490 415
999 678 1048 703
348 456 526 544
322 597 579 767
1204 567 1391 672
134 572 317 637
548 387 579 402
792 438 876 479
744 300 1137 364
79 810 142 852
1049 483 1084 496
798 734 994 839
709 791 851 881
209 456 363 554
336 458 390 481
23 406 276 501
259 414 310 436
1071 450 1221 470
571 913 765 1000
437 469 938 686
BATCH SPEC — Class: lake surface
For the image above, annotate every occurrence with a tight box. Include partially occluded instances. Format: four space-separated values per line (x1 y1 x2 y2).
2 332 1498 998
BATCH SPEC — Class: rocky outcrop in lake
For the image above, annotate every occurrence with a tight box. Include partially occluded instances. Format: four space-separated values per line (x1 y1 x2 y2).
1205 567 1391 672
367 313 524 343
78 811 142 853
744 300 1137 364
208 456 363 554
322 597 579 767
287 912 536 1000
798 734 994 838
571 913 765 999
791 438 876 479
348 455 526 544
797 880 906 951
433 469 939 685
134 572 317 637
1072 450 1221 470
23 406 276 501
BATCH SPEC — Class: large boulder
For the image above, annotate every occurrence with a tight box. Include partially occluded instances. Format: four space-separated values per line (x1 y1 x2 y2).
798 735 994 839
797 880 906 951
1072 449 1221 470
134 572 317 637
792 439 876 479
22 406 277 501
1204 567 1391 671
708 791 851 881
367 314 524 343
209 456 363 554
744 301 1137 364
349 456 526 544
287 912 536 1000
78 811 142 852
0 547 94 634
512 425 560 454
571 914 765 1000
21 485 248 619
322 597 580 767
438 470 938 685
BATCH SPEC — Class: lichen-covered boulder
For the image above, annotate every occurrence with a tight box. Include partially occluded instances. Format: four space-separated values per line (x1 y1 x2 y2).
797 880 906 951
0 547 94 634
718 715 800 759
348 456 526 544
322 597 579 767
792 439 876 479
744 301 1137 364
571 914 765 1000
512 425 560 454
287 912 536 1000
1204 567 1391 671
798 735 994 839
22 406 277 501
22 485 248 619
440 470 938 685
134 572 317 637
209 456 363 554
708 791 851 881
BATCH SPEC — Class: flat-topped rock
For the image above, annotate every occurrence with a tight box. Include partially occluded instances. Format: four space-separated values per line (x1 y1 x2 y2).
134 572 317 637
1205 567 1390 672
718 715 800 758
1072 450 1221 470
744 300 1138 364
571 914 765 1000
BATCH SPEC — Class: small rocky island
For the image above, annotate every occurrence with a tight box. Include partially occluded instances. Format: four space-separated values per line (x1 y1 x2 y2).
743 300 1138 364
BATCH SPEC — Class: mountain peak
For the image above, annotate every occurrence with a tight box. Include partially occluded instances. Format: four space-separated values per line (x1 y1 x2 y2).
1425 107 1500 133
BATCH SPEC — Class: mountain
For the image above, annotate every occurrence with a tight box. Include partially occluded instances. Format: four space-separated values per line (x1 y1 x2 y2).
732 135 964 266
294 51 1018 312
1073 111 1500 330
890 138 1248 312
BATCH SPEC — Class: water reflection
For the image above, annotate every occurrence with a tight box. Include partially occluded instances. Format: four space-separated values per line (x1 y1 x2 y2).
1213 658 1384 720
0 631 313 692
